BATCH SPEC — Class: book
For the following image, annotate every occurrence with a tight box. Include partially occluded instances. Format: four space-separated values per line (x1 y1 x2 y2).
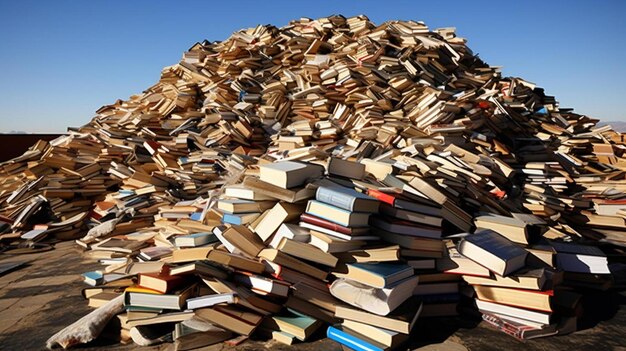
254 202 304 242
328 157 365 179
138 246 173 261
206 249 266 274
172 322 233 351
243 176 316 203
171 247 213 263
436 246 491 277
335 297 422 334
220 224 265 257
124 284 196 310
335 245 400 263
371 216 441 239
126 310 195 328
222 212 261 225
195 305 263 336
305 200 371 227
342 319 408 348
309 231 365 253
277 237 339 267
300 213 370 235
174 233 217 248
475 299 552 325
379 204 442 227
551 242 609 274
186 292 237 309
412 282 459 296
284 295 339 325
457 230 528 276
169 261 230 279
330 276 418 316
233 272 291 297
224 184 274 201
374 228 444 251
268 223 310 249
263 309 323 341
336 263 413 288
258 249 328 281
462 268 549 290
327 325 392 351
474 214 540 245
217 199 274 214
259 161 324 189
315 185 379 213
474 285 554 312
82 271 104 286
137 273 187 294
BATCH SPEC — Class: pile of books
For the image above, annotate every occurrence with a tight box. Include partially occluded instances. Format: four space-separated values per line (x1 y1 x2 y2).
0 14 623 350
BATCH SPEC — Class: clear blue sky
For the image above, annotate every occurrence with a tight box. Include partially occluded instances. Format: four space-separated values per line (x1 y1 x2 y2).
0 0 624 133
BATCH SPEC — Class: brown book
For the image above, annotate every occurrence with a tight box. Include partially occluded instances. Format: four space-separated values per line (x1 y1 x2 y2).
258 249 327 281
335 245 401 263
171 247 214 263
195 305 262 336
277 238 338 267
137 273 187 294
243 176 316 203
221 225 265 257
284 295 339 324
334 297 423 334
206 249 265 274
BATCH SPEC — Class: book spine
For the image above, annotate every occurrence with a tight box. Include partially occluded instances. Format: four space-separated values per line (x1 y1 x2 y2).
300 213 352 235
367 189 395 206
316 187 356 211
326 326 383 351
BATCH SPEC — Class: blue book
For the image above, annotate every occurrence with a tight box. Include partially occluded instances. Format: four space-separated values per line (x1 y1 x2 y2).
82 271 104 286
222 212 260 226
316 185 379 213
189 212 203 221
345 263 413 288
327 325 390 351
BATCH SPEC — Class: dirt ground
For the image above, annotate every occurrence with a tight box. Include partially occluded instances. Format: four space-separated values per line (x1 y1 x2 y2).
0 241 625 351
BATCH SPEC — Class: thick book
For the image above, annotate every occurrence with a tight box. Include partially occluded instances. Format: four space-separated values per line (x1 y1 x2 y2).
327 325 392 351
462 268 549 290
220 224 265 257
475 299 552 325
300 213 370 235
217 199 275 214
436 245 491 277
330 276 418 316
474 214 540 245
233 272 291 297
254 202 304 242
243 176 316 203
457 230 528 276
195 305 263 336
328 157 365 179
371 216 441 239
336 262 413 288
222 212 261 226
551 242 609 274
342 319 408 348
124 284 195 310
186 292 236 309
206 249 266 274
315 185 379 213
224 184 274 201
379 204 442 227
335 245 400 263
374 228 444 251
277 237 338 267
259 161 324 189
174 232 217 248
473 285 555 312
305 200 371 227
137 273 187 294
269 223 310 249
263 309 323 341
258 248 328 281
309 231 366 253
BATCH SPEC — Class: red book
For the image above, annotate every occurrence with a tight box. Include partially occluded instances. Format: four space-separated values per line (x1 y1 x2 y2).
367 189 396 206
137 272 187 294
299 213 363 235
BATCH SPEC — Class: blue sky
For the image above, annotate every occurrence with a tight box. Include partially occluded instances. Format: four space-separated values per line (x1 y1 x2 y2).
0 0 624 133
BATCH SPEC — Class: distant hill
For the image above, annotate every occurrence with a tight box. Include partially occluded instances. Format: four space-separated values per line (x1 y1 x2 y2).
598 121 626 133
